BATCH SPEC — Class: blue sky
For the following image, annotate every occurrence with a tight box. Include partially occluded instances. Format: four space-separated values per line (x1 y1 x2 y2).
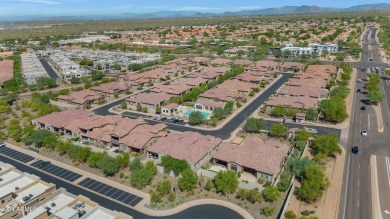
0 0 387 16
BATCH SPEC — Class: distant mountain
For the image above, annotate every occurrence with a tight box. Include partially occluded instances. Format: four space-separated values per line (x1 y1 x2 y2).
0 3 390 21
293 5 326 14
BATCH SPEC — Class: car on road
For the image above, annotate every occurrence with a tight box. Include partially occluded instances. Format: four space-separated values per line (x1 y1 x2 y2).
361 130 368 136
357 79 362 83
357 89 361 92
303 127 318 134
176 119 185 125
369 57 373 61
159 117 167 121
352 146 359 154
361 106 366 110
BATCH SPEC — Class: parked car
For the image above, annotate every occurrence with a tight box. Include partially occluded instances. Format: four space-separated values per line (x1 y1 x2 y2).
352 146 359 154
303 127 318 134
0 143 5 148
166 118 176 123
176 120 185 125
155 116 165 121
159 117 167 121
37 161 51 168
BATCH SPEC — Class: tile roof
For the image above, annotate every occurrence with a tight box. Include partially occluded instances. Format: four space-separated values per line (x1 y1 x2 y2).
286 78 327 88
210 58 232 65
266 96 318 110
282 62 306 69
306 64 337 74
34 109 94 129
147 131 222 165
150 84 191 95
278 85 323 98
255 60 279 68
212 135 290 175
199 87 244 102
217 79 255 93
0 60 14 86
119 124 167 149
126 92 173 105
89 82 128 94
196 100 225 108
171 77 208 87
57 89 103 105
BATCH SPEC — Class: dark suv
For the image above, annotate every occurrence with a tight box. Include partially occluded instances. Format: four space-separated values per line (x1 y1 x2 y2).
352 146 359 154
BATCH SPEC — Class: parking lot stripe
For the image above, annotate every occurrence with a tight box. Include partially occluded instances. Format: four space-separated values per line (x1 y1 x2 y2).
79 178 92 186
88 181 101 189
68 174 81 182
57 169 71 177
103 187 114 195
41 164 55 171
93 184 106 192
50 167 63 174
114 192 128 201
118 193 133 202
105 188 118 196
109 190 122 198
60 171 74 179
54 168 68 176
83 179 96 188
129 197 142 206
47 166 60 173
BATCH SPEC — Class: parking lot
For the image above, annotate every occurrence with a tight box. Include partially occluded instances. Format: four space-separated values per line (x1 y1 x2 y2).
79 178 143 207
0 146 35 163
31 160 82 182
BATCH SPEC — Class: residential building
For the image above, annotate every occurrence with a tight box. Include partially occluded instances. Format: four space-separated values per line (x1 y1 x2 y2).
57 89 105 108
21 53 50 85
89 82 129 97
265 95 319 110
48 54 91 82
212 136 290 182
126 92 173 113
147 132 222 171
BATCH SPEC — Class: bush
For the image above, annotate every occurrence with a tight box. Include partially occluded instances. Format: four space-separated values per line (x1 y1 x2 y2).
285 210 297 219
270 105 287 117
263 206 275 217
188 111 204 125
263 185 281 202
301 210 311 216
243 117 266 133
269 124 287 138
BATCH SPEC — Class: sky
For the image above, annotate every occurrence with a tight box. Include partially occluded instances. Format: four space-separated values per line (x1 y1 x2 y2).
0 0 388 17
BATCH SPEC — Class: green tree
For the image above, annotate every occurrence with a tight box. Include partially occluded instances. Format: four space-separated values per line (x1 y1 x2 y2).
214 171 239 195
367 91 385 105
161 156 189 176
306 108 318 121
129 157 143 172
295 129 311 141
178 169 198 191
312 133 342 157
70 77 81 84
115 153 130 169
285 210 297 219
130 161 156 189
87 152 105 168
243 117 266 133
7 119 21 137
188 111 204 125
22 129 54 147
270 105 287 117
262 206 276 217
331 86 350 99
319 97 348 122
298 165 329 203
269 124 287 138
156 180 171 196
120 101 127 109
287 156 316 181
98 155 119 176
263 185 281 202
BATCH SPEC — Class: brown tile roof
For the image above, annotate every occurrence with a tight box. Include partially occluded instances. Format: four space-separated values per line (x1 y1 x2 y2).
217 79 255 93
212 136 290 175
196 100 225 108
282 62 306 69
278 85 323 98
150 84 191 95
266 96 318 110
294 72 331 81
286 78 327 88
147 131 222 165
199 87 244 102
210 58 232 65
126 69 168 81
192 57 209 63
255 60 279 68
89 82 128 94
78 115 123 130
57 89 102 105
306 65 337 74
172 77 208 87
233 59 253 66
163 103 179 110
34 109 94 129
0 60 14 86
119 124 167 149
126 92 173 105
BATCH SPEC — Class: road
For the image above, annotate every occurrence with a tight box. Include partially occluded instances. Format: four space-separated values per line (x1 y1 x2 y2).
339 27 390 219
0 154 244 219
39 58 60 80
94 73 340 139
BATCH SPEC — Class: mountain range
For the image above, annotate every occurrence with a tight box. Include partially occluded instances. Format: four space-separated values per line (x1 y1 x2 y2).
1 3 390 21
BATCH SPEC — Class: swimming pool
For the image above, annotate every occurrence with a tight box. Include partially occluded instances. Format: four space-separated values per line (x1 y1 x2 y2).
184 110 211 119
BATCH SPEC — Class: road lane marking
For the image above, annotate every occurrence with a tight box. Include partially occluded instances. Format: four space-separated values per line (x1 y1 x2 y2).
368 114 371 131
357 199 360 207
358 180 360 187
385 157 390 189
342 153 351 219
371 155 384 219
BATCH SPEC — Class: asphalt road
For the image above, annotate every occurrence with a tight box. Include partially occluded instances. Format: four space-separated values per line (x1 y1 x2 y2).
339 27 390 219
39 58 60 80
95 73 340 139
0 154 244 219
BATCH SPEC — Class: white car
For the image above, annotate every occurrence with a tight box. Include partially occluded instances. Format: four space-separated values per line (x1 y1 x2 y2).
303 127 318 134
357 79 362 83
0 143 5 148
361 130 368 136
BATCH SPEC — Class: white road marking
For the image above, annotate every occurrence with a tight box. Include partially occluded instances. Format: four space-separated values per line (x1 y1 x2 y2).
342 153 351 219
385 157 390 189
358 180 360 187
368 114 371 131
357 199 360 207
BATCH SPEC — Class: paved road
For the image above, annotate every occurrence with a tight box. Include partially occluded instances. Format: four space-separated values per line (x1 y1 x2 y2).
39 58 60 80
339 27 390 219
94 73 340 139
0 154 244 219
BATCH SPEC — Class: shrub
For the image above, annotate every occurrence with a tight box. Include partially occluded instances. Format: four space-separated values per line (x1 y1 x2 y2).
301 210 311 216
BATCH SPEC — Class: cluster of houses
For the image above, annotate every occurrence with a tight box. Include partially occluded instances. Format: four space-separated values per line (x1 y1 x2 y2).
21 53 51 85
48 54 91 82
0 162 132 219
281 43 339 56
56 81 129 108
265 64 337 121
32 109 291 183
0 60 14 88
